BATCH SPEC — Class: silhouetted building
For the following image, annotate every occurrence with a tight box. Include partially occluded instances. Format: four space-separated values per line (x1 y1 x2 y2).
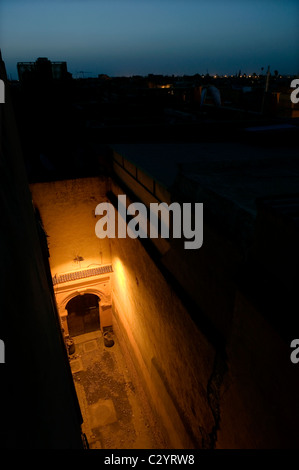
17 57 71 82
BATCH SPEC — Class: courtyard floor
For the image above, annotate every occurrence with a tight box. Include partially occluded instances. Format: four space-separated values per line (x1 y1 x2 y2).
69 328 167 450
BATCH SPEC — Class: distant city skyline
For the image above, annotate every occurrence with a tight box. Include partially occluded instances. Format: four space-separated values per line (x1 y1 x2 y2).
1 0 299 80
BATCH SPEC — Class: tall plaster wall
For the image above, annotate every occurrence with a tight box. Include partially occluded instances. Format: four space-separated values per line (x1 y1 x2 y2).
110 180 217 449
30 177 113 331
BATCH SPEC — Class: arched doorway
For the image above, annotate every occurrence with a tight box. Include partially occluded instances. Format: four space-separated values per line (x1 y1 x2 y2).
66 293 100 337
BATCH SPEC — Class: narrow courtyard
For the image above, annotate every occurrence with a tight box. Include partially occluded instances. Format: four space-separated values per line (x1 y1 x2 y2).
69 326 167 450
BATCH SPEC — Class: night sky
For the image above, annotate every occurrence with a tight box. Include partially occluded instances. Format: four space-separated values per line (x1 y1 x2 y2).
1 0 299 79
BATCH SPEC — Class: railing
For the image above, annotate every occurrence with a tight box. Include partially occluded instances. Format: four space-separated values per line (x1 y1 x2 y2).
53 265 113 285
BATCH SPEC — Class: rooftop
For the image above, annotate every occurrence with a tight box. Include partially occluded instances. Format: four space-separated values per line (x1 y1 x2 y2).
110 124 299 246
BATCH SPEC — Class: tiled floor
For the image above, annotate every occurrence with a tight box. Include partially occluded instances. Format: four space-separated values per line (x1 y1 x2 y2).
69 329 166 449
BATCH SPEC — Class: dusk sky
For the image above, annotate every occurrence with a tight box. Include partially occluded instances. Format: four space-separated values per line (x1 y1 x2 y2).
1 0 298 79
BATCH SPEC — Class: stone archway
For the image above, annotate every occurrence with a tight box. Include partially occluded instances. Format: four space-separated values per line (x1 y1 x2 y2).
55 278 113 337
66 293 100 337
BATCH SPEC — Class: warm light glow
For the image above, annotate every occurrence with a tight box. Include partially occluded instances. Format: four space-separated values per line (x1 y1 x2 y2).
112 256 135 323
113 257 126 290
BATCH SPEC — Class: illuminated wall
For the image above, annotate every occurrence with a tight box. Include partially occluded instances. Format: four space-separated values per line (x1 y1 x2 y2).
30 177 111 274
30 177 113 332
110 180 217 449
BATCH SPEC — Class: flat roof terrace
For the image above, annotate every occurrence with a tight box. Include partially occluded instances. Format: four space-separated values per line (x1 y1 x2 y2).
110 126 299 247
